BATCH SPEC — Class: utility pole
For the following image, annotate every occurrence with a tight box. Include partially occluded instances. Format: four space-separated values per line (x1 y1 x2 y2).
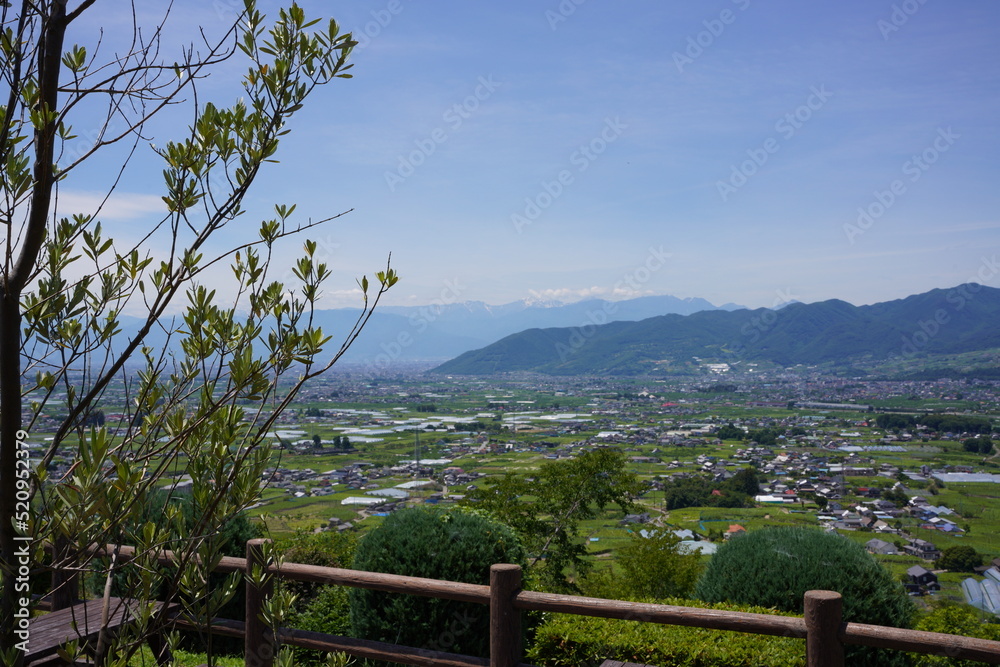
413 426 420 475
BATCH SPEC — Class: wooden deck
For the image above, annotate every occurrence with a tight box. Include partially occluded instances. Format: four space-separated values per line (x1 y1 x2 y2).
26 597 174 665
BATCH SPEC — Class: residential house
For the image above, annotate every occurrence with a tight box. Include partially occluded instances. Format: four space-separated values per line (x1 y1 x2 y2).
725 524 747 539
906 565 940 591
903 538 941 561
865 538 897 555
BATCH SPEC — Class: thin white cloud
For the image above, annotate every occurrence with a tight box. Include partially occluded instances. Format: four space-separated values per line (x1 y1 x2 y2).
55 190 165 221
527 285 656 302
905 220 1000 235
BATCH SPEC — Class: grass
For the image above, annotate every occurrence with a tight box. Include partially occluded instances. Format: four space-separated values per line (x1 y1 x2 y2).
131 646 245 666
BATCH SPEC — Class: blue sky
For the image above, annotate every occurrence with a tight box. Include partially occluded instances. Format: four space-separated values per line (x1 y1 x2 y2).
64 1 1000 310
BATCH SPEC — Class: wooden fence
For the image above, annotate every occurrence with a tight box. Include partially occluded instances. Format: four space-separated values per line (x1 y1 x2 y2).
52 539 1000 667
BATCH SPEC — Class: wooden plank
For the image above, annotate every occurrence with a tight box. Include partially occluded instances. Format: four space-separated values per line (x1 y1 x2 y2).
85 544 491 603
274 561 491 604
843 623 1000 663
71 544 1000 665
25 597 174 662
513 590 806 638
279 626 490 667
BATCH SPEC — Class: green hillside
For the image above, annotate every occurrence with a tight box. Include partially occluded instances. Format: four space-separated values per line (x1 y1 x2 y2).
432 284 1000 375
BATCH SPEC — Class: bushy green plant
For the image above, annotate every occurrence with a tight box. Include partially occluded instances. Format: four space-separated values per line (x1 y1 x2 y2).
291 584 352 636
528 597 805 666
695 526 914 667
462 448 641 592
290 585 354 667
581 530 703 601
936 546 984 573
96 492 263 655
912 601 1000 666
349 508 526 658
271 530 358 664
276 530 358 603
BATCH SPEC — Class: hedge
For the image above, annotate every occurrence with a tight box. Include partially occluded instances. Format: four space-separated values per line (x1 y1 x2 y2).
527 597 806 667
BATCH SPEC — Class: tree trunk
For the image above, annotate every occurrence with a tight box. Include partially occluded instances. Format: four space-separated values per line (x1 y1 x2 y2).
1 1 67 658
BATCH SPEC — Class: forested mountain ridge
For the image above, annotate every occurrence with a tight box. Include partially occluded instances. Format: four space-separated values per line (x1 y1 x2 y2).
431 284 1000 375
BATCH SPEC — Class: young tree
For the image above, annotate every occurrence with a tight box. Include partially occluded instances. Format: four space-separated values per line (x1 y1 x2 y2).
726 467 760 496
0 2 396 664
582 529 703 601
463 448 642 592
936 546 983 573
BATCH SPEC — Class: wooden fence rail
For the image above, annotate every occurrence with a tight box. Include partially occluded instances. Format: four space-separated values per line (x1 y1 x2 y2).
54 540 1000 667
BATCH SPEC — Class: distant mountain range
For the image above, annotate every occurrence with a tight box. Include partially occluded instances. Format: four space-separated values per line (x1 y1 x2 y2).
116 294 743 369
334 294 743 368
430 285 1000 376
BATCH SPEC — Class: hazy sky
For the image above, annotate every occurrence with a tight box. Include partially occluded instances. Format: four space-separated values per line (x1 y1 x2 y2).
64 1 1000 310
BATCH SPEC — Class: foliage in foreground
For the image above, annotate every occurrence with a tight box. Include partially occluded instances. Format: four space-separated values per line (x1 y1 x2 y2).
527 598 805 667
581 529 703 601
278 531 359 664
911 601 1000 666
462 447 642 592
695 526 914 667
0 0 398 661
936 546 985 573
276 530 358 603
349 508 527 659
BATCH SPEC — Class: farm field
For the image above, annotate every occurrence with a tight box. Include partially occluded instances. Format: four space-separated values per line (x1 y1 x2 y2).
241 375 1000 598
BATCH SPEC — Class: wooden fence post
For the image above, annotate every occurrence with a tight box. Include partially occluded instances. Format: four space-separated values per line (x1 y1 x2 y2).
490 564 522 667
246 538 274 667
804 590 844 667
50 535 78 611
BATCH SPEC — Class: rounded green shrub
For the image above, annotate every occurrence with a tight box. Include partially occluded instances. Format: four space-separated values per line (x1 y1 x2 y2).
695 526 914 666
349 507 526 658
